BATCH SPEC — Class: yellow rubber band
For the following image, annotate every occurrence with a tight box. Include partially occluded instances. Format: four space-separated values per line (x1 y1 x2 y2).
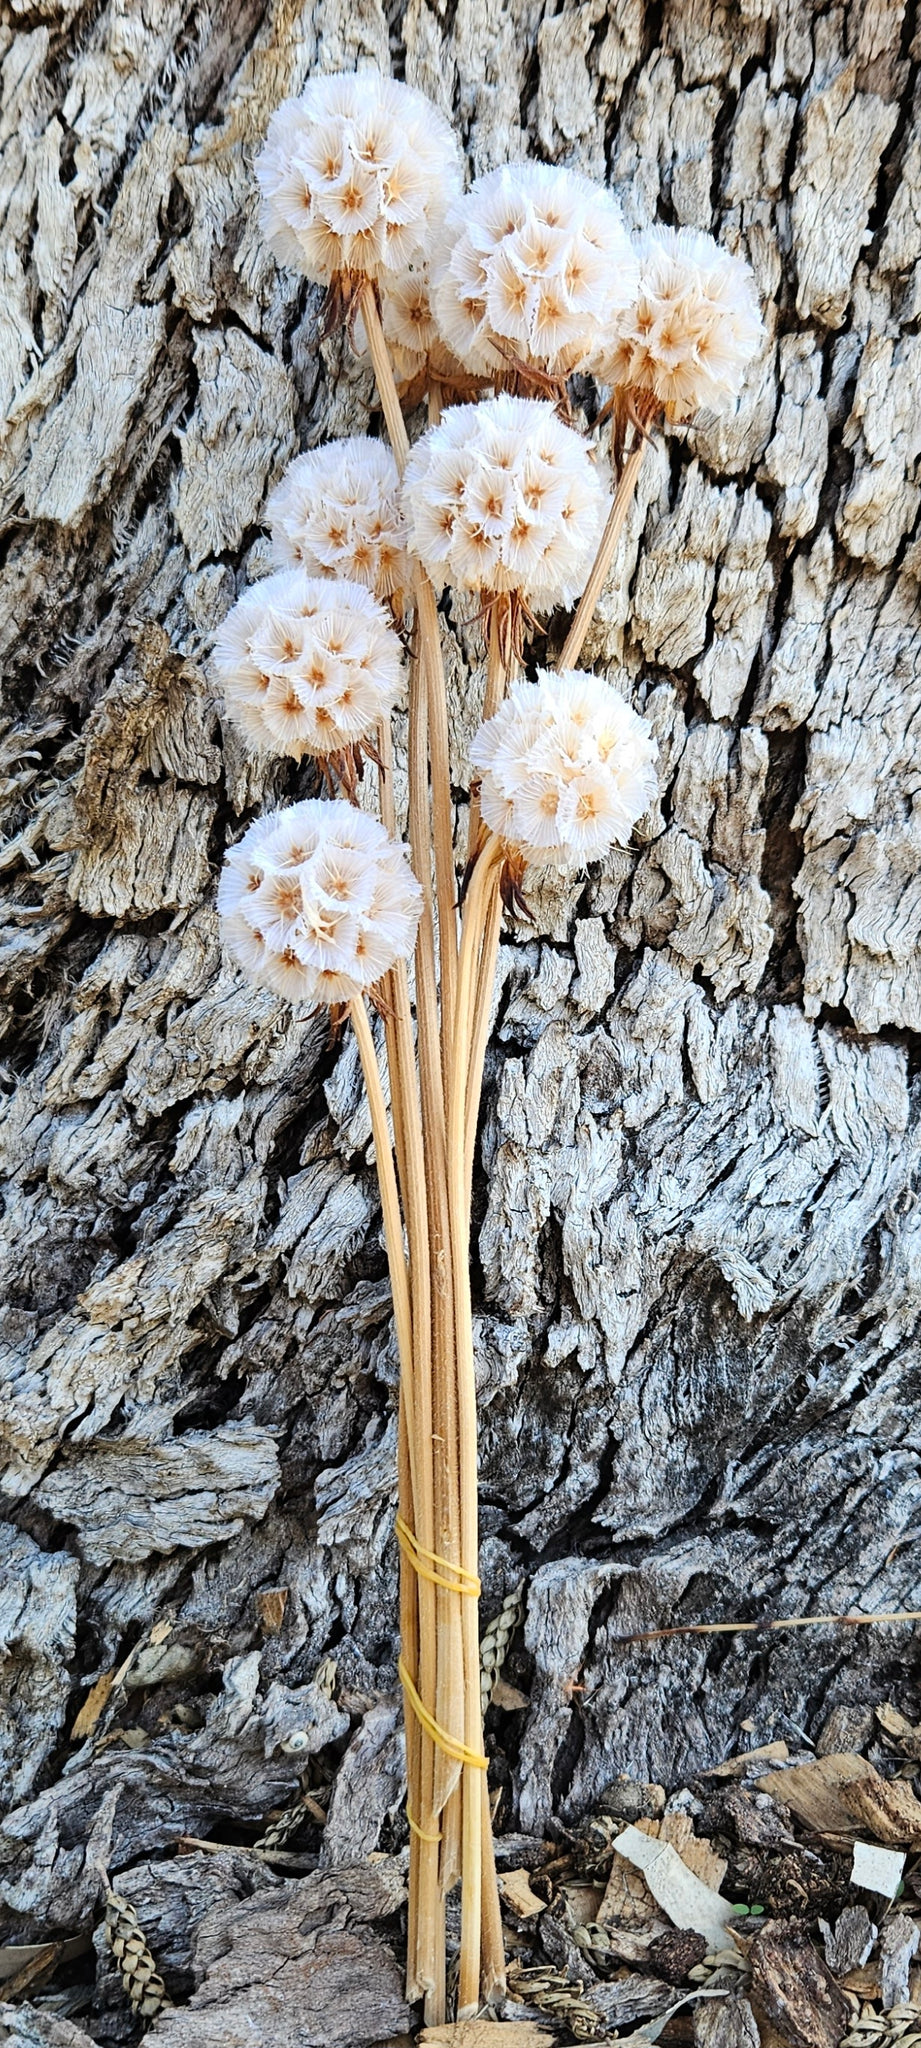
406 1807 442 1845
398 1656 488 1769
395 1514 481 1597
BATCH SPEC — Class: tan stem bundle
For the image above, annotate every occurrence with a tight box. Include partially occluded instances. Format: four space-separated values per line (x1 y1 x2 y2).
353 279 640 2018
358 282 508 2018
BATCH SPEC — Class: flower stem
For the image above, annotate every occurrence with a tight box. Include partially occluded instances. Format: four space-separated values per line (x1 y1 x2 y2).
348 997 412 1395
558 433 647 670
467 595 514 862
447 831 506 2014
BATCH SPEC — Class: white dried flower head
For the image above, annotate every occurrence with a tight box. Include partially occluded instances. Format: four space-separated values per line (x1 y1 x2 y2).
219 799 423 1005
592 225 763 417
402 394 609 607
353 263 467 387
256 72 461 286
470 668 657 869
430 162 638 377
266 439 410 599
213 568 403 761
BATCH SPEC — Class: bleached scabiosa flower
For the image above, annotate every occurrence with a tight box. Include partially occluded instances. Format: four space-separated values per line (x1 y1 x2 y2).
470 669 657 869
213 568 403 762
592 226 763 418
353 263 471 390
266 439 410 600
219 799 423 1004
403 394 609 608
431 162 638 378
256 72 461 287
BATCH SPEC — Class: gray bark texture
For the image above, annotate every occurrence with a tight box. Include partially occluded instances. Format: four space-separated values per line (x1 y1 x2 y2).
1 0 921 2032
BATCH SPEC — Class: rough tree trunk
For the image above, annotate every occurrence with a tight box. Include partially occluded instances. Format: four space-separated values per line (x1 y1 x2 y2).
1 0 920 2038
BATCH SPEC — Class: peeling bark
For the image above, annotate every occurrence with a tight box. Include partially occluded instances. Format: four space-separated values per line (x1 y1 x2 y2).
1 0 920 2035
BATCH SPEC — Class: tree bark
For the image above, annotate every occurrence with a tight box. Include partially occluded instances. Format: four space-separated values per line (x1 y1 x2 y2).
2 0 921 2031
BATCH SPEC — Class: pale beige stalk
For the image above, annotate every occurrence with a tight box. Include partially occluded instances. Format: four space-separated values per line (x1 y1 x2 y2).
467 596 518 861
559 434 647 670
447 832 505 2012
361 280 462 2020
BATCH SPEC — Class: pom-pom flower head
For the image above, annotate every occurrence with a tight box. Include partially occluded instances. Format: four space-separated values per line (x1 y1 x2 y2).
214 568 403 766
403 394 609 608
353 264 474 394
219 799 423 1005
266 439 410 599
470 669 657 869
431 162 638 379
256 71 461 286
592 225 763 418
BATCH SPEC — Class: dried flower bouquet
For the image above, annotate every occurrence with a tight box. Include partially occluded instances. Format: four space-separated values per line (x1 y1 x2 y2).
212 64 763 2023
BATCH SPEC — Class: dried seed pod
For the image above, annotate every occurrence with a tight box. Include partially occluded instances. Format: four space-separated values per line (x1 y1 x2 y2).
105 1888 170 2021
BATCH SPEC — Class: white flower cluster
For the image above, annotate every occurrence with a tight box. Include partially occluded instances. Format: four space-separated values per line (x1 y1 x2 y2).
403 394 608 606
591 225 763 417
219 800 422 1004
256 72 460 285
214 569 403 761
355 264 464 386
431 162 637 377
266 438 410 599
471 669 657 869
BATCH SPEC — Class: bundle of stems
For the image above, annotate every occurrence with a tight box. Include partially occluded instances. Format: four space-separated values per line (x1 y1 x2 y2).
351 284 670 2019
352 283 511 2020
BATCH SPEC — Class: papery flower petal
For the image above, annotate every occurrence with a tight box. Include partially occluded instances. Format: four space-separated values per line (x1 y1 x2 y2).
267 437 410 600
213 568 404 760
470 667 657 870
592 223 764 417
257 71 462 285
219 799 423 1004
403 393 608 606
430 160 638 375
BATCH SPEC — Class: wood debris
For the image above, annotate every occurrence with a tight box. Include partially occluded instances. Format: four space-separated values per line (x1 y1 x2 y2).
820 1905 877 1975
705 1744 791 1781
497 1869 545 1920
755 1754 921 1846
694 1993 762 2048
420 2028 555 2048
876 1706 921 1763
749 1919 851 2048
880 1918 920 2012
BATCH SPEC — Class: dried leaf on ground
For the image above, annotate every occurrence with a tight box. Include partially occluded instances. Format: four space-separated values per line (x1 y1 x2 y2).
0 1939 88 1983
749 1919 850 2048
610 1825 735 1951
